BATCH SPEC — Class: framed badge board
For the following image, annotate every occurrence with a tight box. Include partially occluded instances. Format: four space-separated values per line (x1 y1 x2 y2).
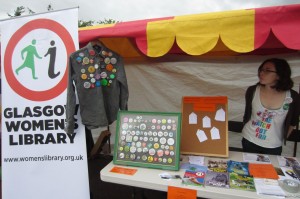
181 96 228 157
113 111 181 171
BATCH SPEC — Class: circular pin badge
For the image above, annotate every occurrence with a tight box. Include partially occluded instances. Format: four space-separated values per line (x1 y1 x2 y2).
79 52 85 57
161 125 166 130
95 81 101 87
112 68 117 73
143 148 148 153
108 52 113 57
83 82 91 88
90 78 96 83
120 135 125 141
165 150 170 156
154 137 158 142
76 56 82 63
89 59 94 64
163 132 168 137
167 138 175 145
142 142 147 148
167 158 173 164
130 154 136 160
88 66 95 73
169 146 174 150
94 64 99 69
133 136 138 142
167 119 172 124
89 49 95 56
142 155 147 161
130 146 137 153
161 145 165 149
106 64 114 71
119 153 125 159
163 158 167 163
81 74 88 80
153 143 160 149
80 68 86 73
167 125 171 130
148 156 153 162
101 79 108 86
153 132 158 136
136 141 141 148
110 74 115 79
169 132 173 137
157 149 164 157
104 57 110 64
158 131 163 137
170 151 175 156
158 158 162 162
122 123 128 130
124 146 130 152
160 137 167 145
137 148 142 153
152 119 157 123
83 57 90 65
147 143 152 148
101 50 107 56
90 74 94 78
140 123 146 130
119 146 124 151
149 148 155 156
162 119 167 124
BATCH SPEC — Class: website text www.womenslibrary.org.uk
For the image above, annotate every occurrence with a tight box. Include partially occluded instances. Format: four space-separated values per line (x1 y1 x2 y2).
3 154 84 163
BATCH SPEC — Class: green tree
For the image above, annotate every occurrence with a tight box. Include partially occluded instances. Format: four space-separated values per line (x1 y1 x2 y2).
78 20 95 27
7 6 25 17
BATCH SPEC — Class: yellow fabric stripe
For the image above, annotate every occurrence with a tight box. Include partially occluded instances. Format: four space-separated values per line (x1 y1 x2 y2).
147 9 255 57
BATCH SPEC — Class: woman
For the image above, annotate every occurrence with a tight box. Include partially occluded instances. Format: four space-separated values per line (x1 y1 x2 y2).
241 58 300 155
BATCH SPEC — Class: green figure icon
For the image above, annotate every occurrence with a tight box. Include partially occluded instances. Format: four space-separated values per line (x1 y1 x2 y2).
15 39 42 79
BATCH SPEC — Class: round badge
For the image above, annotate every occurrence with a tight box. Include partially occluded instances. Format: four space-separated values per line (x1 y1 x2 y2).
94 64 99 69
108 52 113 57
149 148 155 156
158 131 163 137
140 123 146 130
170 151 175 156
90 78 96 83
110 57 117 64
119 153 124 159
88 66 95 73
124 146 130 152
154 143 160 149
106 64 114 71
89 49 95 56
165 150 170 156
130 146 137 153
142 155 147 161
160 137 167 145
83 57 89 65
137 148 142 153
157 149 164 157
95 74 101 80
101 79 108 86
90 74 94 78
162 119 167 124
79 52 85 57
154 137 158 142
163 132 168 137
101 50 107 56
143 148 148 153
167 158 173 163
76 57 82 63
81 74 88 80
104 57 110 64
167 138 175 145
80 68 86 73
148 156 153 162
112 68 117 73
130 154 136 160
119 146 123 151
110 74 115 79
153 132 158 136
136 142 141 148
83 82 91 88
122 123 128 130
95 81 101 87
89 59 94 64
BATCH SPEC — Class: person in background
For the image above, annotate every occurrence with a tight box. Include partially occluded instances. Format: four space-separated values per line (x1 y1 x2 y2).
241 58 300 155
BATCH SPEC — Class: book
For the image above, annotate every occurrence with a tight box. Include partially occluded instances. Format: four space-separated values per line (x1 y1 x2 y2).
182 165 208 187
229 172 256 192
207 159 228 173
277 156 300 167
205 170 229 188
227 160 249 176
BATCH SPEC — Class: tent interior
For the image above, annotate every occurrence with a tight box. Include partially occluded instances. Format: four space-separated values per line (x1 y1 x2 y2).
80 4 300 152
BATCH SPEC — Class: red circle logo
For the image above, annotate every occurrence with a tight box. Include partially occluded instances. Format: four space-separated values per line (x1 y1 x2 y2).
4 19 75 101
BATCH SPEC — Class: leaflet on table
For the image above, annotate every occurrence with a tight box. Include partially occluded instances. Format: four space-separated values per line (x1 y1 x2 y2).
229 172 256 192
205 170 229 188
254 178 286 198
182 165 208 187
249 163 279 179
242 153 271 164
277 156 300 167
227 160 249 176
280 167 300 181
207 159 228 173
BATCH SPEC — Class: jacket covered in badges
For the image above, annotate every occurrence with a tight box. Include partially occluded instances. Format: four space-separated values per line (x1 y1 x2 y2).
65 42 129 134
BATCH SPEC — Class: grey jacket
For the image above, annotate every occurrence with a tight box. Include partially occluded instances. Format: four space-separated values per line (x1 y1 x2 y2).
65 42 129 134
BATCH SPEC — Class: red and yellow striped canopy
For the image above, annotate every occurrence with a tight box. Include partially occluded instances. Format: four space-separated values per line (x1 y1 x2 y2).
79 4 300 58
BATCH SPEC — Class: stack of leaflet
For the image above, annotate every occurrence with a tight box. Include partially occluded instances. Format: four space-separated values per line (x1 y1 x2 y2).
205 159 229 188
227 160 256 192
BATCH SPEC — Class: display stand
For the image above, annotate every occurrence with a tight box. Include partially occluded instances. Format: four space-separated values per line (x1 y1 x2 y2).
90 128 111 158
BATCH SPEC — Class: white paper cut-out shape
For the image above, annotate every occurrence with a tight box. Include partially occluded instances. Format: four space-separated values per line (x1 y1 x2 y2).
196 129 207 143
215 108 225 121
202 116 211 128
189 112 197 124
210 127 220 140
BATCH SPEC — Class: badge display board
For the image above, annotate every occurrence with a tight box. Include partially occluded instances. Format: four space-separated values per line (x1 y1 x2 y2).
181 96 228 157
113 111 182 171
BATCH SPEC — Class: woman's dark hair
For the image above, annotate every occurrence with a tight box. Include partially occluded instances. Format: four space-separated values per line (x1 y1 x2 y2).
257 58 294 91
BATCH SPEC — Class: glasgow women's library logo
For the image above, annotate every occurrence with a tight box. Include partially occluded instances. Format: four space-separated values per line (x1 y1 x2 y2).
4 18 75 101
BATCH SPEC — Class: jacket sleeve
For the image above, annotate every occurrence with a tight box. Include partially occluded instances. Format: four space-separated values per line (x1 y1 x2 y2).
117 56 129 110
64 55 77 134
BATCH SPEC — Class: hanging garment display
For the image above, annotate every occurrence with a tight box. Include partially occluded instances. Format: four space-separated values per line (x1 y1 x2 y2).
65 41 129 134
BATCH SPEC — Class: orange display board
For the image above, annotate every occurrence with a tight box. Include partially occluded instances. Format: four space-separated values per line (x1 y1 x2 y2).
181 96 228 157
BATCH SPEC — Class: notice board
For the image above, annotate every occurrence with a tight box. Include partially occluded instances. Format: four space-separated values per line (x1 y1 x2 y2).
181 96 228 157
